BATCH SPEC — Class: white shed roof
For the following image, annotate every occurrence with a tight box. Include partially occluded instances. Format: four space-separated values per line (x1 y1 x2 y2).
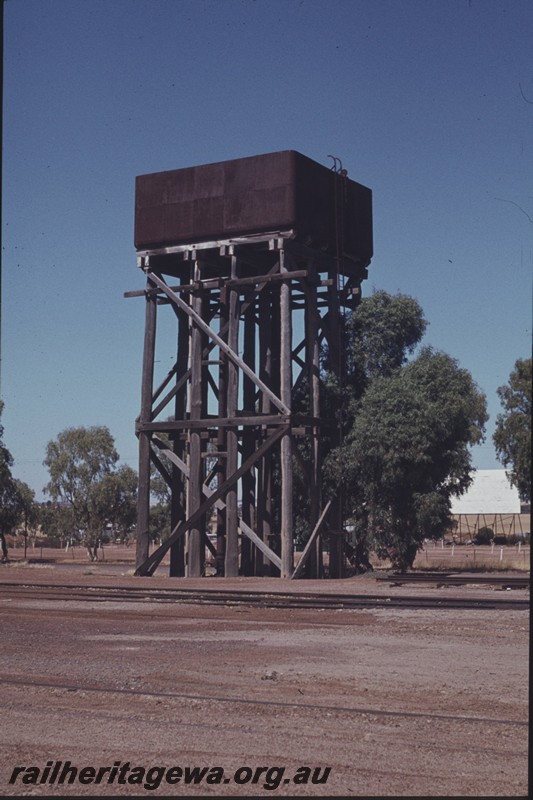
451 470 521 514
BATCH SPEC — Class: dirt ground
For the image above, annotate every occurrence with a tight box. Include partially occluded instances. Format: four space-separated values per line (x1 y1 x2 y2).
0 563 529 797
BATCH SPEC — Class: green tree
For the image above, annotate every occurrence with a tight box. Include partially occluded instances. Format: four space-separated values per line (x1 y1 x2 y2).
38 502 76 546
148 426 173 543
318 291 428 453
149 503 172 544
293 291 428 556
14 480 38 533
93 465 138 542
43 426 132 558
12 480 38 557
493 358 531 502
327 348 488 570
0 401 24 561
342 290 428 395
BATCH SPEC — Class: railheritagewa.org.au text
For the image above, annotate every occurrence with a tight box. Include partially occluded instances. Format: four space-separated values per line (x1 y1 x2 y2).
8 761 332 791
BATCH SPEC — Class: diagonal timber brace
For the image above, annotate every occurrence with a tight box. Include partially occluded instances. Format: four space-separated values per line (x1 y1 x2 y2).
149 437 282 571
145 271 290 415
139 261 283 421
135 425 288 576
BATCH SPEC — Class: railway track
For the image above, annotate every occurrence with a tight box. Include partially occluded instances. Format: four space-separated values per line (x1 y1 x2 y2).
376 571 530 589
0 675 527 728
0 580 529 610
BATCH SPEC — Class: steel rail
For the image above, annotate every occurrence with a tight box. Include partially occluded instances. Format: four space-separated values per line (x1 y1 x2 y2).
0 676 527 728
376 572 530 589
0 582 528 611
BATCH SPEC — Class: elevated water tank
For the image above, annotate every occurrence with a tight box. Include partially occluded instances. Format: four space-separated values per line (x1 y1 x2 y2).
135 150 372 271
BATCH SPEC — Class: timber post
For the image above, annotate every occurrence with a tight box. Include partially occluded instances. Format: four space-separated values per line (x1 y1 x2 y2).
135 265 156 571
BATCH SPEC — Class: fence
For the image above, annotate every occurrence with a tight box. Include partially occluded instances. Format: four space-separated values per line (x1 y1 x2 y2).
414 541 530 571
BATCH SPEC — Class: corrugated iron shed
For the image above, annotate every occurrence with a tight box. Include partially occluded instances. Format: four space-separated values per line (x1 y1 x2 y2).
451 470 521 514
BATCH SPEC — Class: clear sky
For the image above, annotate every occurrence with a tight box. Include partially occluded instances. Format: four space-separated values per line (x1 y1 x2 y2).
2 0 532 501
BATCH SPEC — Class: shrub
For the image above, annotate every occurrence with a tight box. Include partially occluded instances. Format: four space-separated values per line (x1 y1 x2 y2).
474 527 493 545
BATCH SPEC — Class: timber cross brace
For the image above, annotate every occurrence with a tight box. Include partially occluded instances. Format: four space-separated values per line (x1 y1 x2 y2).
126 235 365 578
127 151 372 578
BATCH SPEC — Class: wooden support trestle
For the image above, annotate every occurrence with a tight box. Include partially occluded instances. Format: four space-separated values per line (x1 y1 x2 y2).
127 233 366 578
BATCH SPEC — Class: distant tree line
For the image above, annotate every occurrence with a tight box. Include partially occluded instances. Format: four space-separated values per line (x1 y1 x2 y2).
0 401 38 561
0 408 138 561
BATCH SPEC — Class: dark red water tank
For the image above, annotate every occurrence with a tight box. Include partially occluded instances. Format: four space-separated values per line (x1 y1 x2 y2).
134 150 372 267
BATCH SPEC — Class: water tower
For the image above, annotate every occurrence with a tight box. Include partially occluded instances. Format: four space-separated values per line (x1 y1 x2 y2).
127 150 372 577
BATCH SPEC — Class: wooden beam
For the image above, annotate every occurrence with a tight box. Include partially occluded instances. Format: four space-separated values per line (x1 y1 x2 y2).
326 269 344 579
279 249 293 578
170 281 189 576
151 300 219 420
148 446 172 489
137 415 289 431
124 283 195 299
151 262 282 413
225 255 240 578
146 271 290 415
151 437 188 476
257 288 273 575
186 260 204 577
215 284 229 575
241 296 256 575
135 424 288 576
239 519 282 572
306 276 322 577
151 433 280 571
225 269 308 288
151 364 178 405
135 274 157 570
291 501 332 579
135 228 295 258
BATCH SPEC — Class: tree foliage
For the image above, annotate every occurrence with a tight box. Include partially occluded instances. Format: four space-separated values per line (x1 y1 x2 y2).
342 290 428 395
14 480 38 531
318 291 428 445
38 503 76 544
43 426 136 551
92 465 138 541
493 358 531 502
294 291 428 551
326 347 488 570
149 503 172 543
0 401 25 559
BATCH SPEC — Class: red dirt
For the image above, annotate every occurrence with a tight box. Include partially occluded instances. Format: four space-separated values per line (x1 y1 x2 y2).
0 562 529 797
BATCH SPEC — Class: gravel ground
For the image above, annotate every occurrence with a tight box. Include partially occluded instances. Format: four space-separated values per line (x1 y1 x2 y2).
0 564 529 797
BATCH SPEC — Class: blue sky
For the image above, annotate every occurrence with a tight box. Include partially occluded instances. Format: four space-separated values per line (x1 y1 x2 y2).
2 0 532 500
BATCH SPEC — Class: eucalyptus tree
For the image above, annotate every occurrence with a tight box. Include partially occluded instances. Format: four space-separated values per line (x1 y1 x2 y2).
43 426 136 558
0 401 23 560
327 347 488 570
493 358 531 502
293 291 428 559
